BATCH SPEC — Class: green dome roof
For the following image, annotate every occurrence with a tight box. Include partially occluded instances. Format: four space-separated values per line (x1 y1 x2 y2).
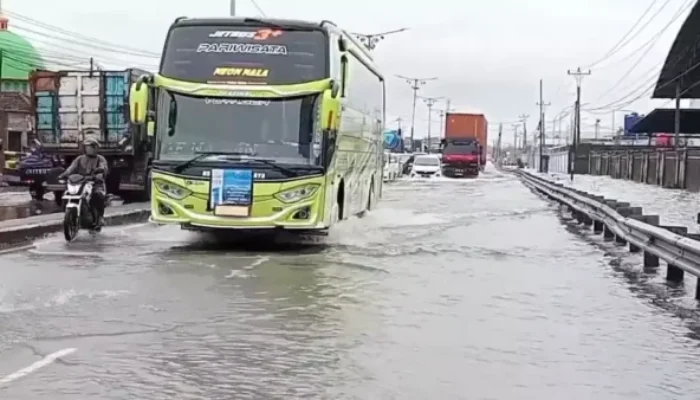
0 27 43 80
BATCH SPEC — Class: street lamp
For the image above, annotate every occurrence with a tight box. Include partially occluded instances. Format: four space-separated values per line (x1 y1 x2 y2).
352 28 409 50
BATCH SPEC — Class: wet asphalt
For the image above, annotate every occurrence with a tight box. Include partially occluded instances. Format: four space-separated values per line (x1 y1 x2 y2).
2 168 700 399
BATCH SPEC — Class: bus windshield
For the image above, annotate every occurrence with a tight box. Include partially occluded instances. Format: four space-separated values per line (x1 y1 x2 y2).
160 25 327 85
158 92 321 165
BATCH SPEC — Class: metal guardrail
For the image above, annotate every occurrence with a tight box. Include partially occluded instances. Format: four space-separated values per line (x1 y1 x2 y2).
516 170 700 298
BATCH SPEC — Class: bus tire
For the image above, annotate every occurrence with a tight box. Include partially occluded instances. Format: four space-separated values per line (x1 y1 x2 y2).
332 180 344 224
367 178 375 211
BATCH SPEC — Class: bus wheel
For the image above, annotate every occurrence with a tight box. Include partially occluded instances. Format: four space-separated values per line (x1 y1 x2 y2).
333 181 344 224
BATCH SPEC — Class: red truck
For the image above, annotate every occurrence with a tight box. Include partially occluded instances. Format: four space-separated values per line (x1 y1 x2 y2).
440 113 488 177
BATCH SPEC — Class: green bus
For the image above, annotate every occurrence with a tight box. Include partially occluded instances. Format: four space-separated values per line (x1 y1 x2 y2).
129 17 385 233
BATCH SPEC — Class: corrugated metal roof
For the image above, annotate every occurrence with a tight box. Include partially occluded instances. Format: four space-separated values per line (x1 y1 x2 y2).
628 108 700 133
653 2 700 99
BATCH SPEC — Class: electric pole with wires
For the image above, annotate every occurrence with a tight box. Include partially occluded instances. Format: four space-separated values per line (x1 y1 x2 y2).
567 67 591 180
397 75 437 152
518 114 529 149
423 96 442 153
536 79 550 172
511 124 520 163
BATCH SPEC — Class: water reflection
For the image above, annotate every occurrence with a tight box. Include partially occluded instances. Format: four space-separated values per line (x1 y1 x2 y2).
0 199 61 221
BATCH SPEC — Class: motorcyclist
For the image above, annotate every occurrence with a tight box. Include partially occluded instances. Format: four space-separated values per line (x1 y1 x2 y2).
58 138 108 227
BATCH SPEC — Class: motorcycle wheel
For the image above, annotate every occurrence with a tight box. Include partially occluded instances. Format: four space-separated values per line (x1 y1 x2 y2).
63 207 79 241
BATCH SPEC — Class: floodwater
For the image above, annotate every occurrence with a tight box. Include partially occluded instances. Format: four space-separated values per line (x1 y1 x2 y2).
2 168 700 399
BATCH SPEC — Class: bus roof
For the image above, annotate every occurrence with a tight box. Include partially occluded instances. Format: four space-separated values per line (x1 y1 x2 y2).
171 17 331 31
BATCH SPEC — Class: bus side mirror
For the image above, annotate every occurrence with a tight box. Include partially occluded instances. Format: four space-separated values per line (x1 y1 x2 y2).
338 37 347 52
129 77 150 124
320 89 340 131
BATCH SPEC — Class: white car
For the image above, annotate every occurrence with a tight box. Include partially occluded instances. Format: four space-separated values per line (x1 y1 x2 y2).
410 154 442 178
383 152 400 182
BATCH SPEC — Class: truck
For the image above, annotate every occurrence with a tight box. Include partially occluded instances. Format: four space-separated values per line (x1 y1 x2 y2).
29 69 153 204
440 113 488 177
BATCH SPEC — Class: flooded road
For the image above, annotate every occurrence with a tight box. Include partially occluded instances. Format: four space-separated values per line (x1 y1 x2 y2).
2 169 700 399
0 190 60 222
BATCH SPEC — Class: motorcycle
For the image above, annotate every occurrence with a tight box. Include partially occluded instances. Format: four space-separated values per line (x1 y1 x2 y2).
61 169 104 241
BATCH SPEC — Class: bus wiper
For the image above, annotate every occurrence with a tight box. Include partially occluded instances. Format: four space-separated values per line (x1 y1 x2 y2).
173 151 256 173
243 158 298 177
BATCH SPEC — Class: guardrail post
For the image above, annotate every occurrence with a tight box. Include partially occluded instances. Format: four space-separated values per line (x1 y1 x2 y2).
614 205 636 246
602 200 617 240
622 207 643 252
641 215 660 268
688 233 700 299
603 224 614 240
661 225 688 282
593 220 604 233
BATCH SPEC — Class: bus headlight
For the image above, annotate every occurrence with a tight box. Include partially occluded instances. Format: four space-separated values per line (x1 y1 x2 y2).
275 184 319 203
154 179 191 200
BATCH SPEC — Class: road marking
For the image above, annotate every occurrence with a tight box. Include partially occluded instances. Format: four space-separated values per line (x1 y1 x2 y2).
28 249 105 258
0 245 36 255
0 348 77 387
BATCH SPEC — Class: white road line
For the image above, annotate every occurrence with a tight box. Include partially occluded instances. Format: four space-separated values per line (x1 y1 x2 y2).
0 348 77 387
0 245 36 255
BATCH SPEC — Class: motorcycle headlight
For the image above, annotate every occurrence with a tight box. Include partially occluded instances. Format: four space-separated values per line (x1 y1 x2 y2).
154 179 191 200
274 184 319 203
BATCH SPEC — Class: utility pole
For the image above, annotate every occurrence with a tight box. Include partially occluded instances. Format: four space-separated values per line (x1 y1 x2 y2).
353 28 408 50
567 67 591 180
594 118 600 139
496 123 503 165
230 0 235 16
423 96 440 153
397 75 437 152
511 124 520 162
518 114 529 149
438 110 445 139
536 79 550 172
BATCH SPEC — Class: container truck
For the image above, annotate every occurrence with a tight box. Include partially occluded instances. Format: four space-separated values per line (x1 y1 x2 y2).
28 69 153 203
440 113 488 177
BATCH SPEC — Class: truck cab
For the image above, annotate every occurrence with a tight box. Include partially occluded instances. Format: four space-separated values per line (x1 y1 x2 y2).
440 138 481 177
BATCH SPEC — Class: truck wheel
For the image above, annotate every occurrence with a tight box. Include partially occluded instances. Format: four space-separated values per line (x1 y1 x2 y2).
30 183 45 201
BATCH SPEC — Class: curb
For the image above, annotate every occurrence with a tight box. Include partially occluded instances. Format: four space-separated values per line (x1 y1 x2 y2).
0 207 150 249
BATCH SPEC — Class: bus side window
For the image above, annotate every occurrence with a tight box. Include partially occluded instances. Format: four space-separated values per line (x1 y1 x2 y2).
340 55 348 98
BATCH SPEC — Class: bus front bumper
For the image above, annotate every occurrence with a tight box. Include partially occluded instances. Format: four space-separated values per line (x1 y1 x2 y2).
150 195 328 232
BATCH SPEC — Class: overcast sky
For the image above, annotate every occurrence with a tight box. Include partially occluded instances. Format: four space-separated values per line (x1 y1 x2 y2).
5 0 695 144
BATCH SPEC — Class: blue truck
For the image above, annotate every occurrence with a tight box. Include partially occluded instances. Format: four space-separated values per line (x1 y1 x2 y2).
26 69 153 203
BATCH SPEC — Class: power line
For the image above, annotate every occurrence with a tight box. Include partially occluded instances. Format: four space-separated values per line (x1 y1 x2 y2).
587 0 694 105
249 0 266 16
4 9 159 57
582 0 695 112
584 0 667 68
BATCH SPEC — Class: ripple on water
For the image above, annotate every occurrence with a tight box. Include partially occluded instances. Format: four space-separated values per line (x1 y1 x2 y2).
5 172 700 398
